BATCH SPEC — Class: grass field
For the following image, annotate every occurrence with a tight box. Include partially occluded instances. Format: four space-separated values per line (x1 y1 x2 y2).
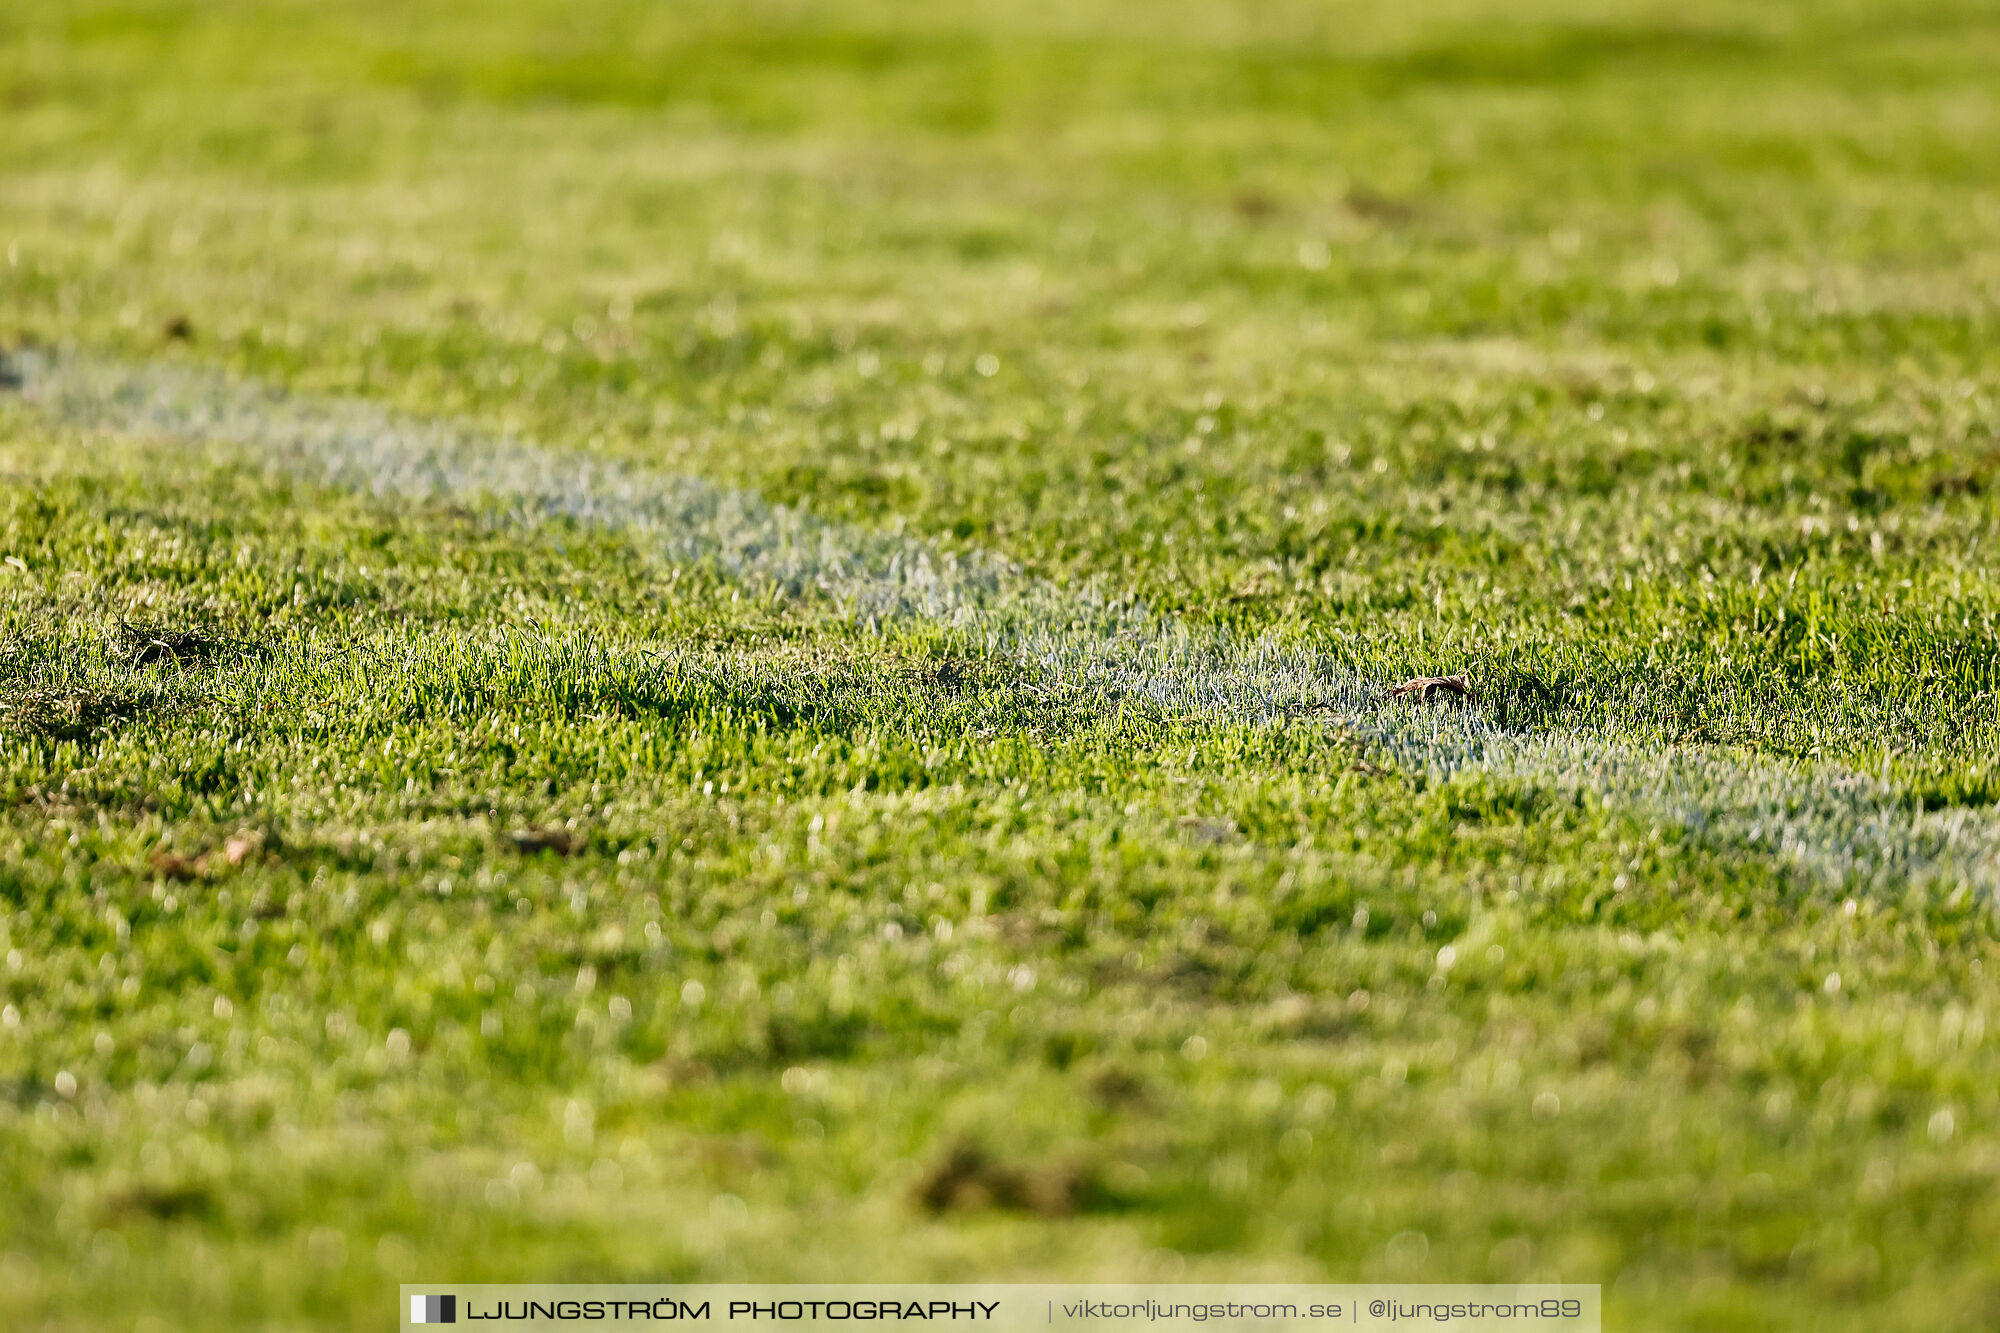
4 1 2000 1329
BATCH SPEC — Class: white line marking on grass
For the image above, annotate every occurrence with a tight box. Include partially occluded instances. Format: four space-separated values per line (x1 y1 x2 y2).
12 350 1998 900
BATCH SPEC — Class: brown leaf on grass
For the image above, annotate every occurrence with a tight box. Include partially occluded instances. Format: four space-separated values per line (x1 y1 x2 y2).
911 1143 1086 1218
1086 1065 1152 1110
1232 189 1281 221
1175 815 1239 845
650 1056 715 1088
1344 186 1416 224
149 850 206 882
103 1182 215 1222
1387 674 1472 702
507 827 580 856
150 832 270 881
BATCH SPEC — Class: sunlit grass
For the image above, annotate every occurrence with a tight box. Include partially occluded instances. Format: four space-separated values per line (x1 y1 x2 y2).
4 1 2000 1330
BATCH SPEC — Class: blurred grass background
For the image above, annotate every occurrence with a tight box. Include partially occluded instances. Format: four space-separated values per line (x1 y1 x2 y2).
4 2 2000 1331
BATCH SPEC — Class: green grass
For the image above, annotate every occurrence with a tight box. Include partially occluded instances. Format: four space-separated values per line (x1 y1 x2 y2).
3 1 2000 1329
